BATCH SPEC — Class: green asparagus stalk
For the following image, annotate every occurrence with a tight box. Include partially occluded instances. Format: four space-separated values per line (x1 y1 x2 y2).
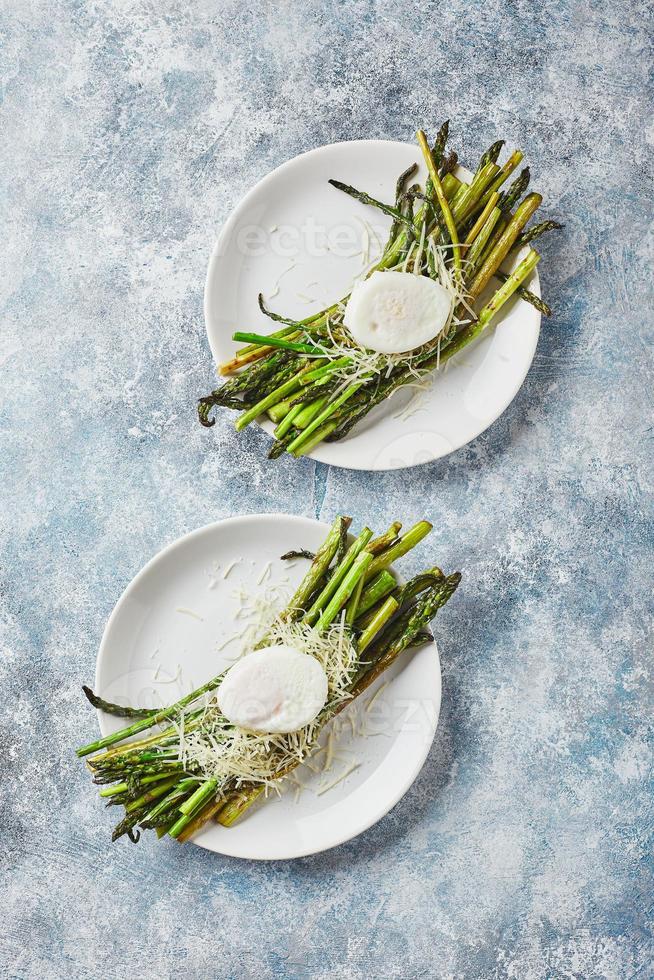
467 193 542 300
328 179 414 228
235 361 317 431
367 522 403 555
232 332 322 355
168 779 219 839
290 420 341 457
315 551 375 631
476 150 524 210
356 570 397 617
76 675 229 758
475 250 541 328
140 779 200 830
98 770 183 798
515 219 564 246
465 206 502 269
416 129 461 278
294 400 328 432
286 383 363 456
257 292 338 328
444 249 541 360
365 521 433 579
416 120 450 234
82 686 154 719
345 574 365 625
391 568 444 609
304 527 373 624
478 139 505 168
464 192 500 247
177 796 229 843
497 166 530 212
357 595 399 651
273 402 304 438
492 270 552 316
286 516 350 615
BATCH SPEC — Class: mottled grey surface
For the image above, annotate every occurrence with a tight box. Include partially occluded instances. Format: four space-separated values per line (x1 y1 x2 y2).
1 1 652 977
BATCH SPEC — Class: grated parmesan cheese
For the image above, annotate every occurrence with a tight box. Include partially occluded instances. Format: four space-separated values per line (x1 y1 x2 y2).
316 761 361 796
266 260 296 300
256 561 272 585
176 608 204 622
323 731 335 772
222 559 240 579
156 664 182 685
366 680 389 713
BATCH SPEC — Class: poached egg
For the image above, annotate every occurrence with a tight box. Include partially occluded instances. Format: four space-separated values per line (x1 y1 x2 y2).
217 644 328 734
344 270 452 354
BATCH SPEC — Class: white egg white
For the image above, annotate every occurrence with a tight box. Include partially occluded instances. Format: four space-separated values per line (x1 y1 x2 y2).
216 644 328 734
344 270 452 354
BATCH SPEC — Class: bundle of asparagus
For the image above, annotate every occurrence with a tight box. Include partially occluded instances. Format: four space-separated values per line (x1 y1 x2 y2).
77 516 460 844
198 123 561 457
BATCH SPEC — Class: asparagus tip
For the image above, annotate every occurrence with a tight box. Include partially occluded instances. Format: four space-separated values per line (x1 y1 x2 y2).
197 397 217 428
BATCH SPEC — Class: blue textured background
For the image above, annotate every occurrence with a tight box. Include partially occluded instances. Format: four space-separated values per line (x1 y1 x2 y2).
2 2 652 977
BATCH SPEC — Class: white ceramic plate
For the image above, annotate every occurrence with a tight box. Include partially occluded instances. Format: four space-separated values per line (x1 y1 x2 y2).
95 514 441 860
205 139 541 470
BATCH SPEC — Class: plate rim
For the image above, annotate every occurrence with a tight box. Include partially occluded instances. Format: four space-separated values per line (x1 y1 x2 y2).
94 512 442 860
203 138 541 472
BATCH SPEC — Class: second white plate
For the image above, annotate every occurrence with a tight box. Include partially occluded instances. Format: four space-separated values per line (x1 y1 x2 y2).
205 139 541 470
94 514 442 859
